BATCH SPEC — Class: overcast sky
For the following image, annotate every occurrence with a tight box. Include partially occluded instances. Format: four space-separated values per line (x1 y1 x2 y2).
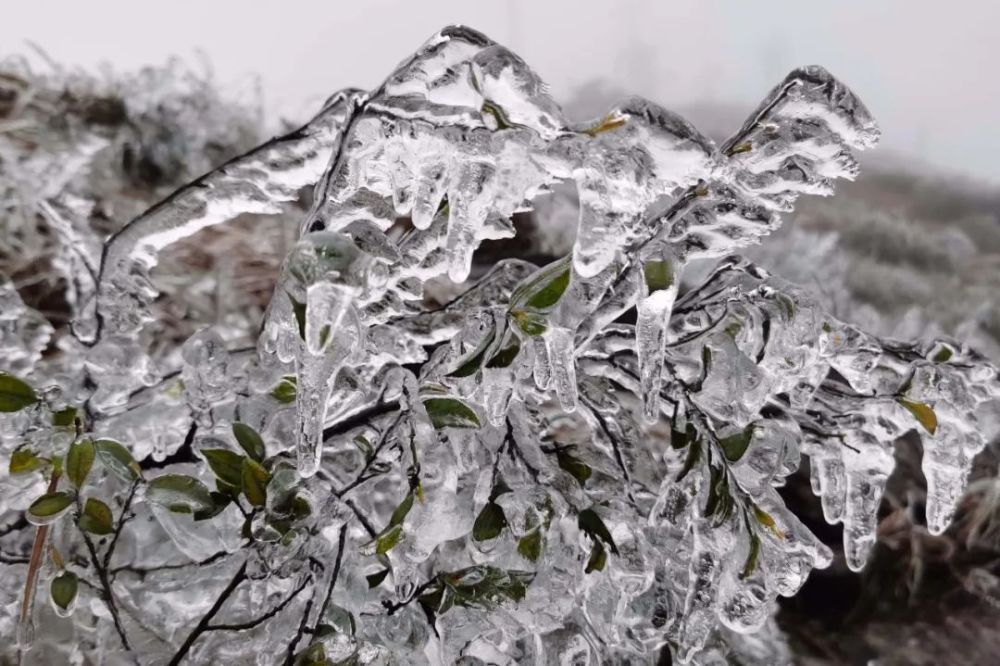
4 0 999 184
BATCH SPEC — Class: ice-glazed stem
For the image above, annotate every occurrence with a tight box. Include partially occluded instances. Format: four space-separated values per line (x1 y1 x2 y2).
94 90 362 340
636 271 680 424
18 471 60 649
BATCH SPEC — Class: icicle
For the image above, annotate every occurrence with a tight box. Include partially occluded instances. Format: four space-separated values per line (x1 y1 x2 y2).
446 161 496 282
636 255 680 423
544 326 578 411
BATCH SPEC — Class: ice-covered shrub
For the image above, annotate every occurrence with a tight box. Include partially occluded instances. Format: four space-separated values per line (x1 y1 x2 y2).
1 26 998 665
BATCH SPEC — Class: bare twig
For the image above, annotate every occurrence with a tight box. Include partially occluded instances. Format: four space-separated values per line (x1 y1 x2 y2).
205 573 311 632
166 559 248 666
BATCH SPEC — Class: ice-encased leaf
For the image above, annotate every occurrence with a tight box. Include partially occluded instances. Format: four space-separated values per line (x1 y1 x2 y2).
94 439 142 483
65 439 95 489
232 422 266 462
0 372 37 412
79 497 114 535
145 475 214 514
50 571 78 616
423 397 481 429
27 492 75 525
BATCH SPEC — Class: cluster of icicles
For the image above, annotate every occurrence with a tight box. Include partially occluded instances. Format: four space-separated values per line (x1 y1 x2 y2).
6 25 1000 665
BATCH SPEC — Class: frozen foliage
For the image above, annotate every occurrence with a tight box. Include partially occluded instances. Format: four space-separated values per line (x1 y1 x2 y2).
1 26 999 666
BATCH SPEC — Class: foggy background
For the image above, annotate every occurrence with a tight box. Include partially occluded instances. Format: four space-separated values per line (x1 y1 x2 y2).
4 0 1000 184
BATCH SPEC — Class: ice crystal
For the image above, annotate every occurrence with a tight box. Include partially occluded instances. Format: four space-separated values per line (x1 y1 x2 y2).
1 25 998 666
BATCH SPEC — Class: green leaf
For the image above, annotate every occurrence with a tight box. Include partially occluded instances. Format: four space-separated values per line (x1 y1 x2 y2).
776 294 796 321
322 604 356 636
94 439 141 483
366 568 390 588
65 439 95 489
0 373 38 412
241 458 270 507
79 497 114 535
510 309 547 337
704 464 729 519
932 346 954 363
50 571 78 612
719 424 755 462
585 541 607 573
644 259 674 293
353 435 374 460
486 334 521 368
670 423 696 450
389 492 415 529
269 376 297 404
472 502 507 541
510 257 572 311
897 399 938 435
676 435 702 482
232 422 266 462
51 406 78 428
481 99 514 130
145 474 214 515
419 566 534 615
294 642 326 666
9 448 45 475
517 529 542 562
447 325 496 378
375 524 403 555
578 507 619 555
423 397 481 429
202 448 245 488
27 492 74 525
753 505 785 539
741 533 761 579
556 448 592 487
287 291 307 340
194 491 232 522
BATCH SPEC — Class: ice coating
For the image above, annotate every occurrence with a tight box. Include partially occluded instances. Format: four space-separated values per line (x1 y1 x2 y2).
94 88 364 339
2 24 998 666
